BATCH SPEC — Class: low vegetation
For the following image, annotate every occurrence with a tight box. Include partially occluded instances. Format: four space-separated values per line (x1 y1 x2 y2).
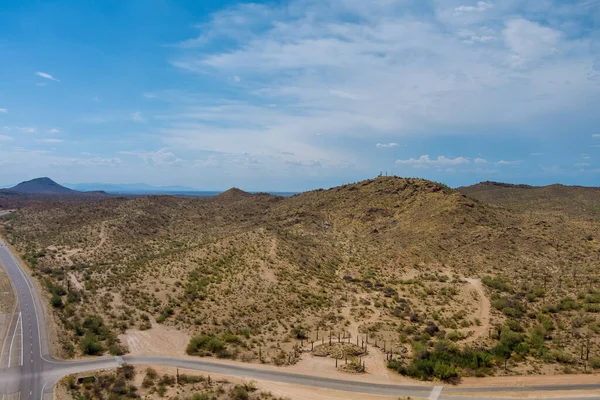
61 366 289 400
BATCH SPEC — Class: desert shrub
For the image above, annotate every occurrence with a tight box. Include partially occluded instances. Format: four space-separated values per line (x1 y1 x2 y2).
186 335 227 357
291 325 308 339
557 297 580 311
51 294 63 308
482 276 512 292
230 386 249 400
188 394 211 400
388 340 492 381
80 332 104 355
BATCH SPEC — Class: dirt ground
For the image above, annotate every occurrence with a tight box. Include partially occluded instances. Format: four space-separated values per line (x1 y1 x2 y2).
119 320 191 356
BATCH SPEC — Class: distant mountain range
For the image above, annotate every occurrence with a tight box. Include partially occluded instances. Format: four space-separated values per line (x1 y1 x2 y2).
0 178 299 199
65 182 201 194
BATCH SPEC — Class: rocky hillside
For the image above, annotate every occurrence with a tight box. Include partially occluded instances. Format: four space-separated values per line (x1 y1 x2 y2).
458 181 600 219
3 176 600 379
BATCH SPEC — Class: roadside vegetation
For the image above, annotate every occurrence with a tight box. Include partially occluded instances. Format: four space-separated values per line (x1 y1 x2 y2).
61 366 289 400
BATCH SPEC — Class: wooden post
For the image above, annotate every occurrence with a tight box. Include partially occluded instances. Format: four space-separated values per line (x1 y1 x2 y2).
311 341 314 352
316 328 319 340
336 358 338 368
338 333 341 343
329 331 332 346
259 346 262 362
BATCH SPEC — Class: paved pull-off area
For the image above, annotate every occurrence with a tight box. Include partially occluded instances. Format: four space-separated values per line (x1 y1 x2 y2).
1 234 600 400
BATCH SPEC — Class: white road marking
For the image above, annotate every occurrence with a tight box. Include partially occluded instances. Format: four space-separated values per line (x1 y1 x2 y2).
429 386 443 400
20 307 23 366
7 312 21 367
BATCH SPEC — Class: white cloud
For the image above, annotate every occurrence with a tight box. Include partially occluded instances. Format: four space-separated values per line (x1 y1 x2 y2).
592 134 600 138
503 19 561 66
131 112 145 122
234 75 241 82
0 135 12 141
474 157 488 164
575 162 591 167
329 90 362 100
39 138 63 144
0 108 7 113
143 93 157 99
119 148 184 166
376 142 399 148
395 155 470 168
48 128 60 133
496 160 520 165
50 157 121 167
35 71 59 82
16 127 37 133
165 0 597 169
454 2 493 13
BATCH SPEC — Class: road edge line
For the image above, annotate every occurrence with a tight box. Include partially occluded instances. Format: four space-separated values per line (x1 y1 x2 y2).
0 241 19 368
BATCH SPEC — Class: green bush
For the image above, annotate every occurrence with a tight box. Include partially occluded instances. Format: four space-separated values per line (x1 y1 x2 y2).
51 294 63 308
388 340 492 381
80 332 104 355
186 335 227 356
482 276 512 292
230 386 249 400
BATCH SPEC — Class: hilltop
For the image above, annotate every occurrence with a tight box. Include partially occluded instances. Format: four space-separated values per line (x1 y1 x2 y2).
2 176 600 381
0 177 110 209
9 177 78 194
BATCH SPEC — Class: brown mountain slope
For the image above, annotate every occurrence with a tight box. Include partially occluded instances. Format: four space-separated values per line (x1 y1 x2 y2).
458 181 600 219
2 176 600 379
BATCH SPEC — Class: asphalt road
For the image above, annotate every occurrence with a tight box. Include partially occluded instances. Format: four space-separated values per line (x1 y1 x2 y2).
1 231 600 400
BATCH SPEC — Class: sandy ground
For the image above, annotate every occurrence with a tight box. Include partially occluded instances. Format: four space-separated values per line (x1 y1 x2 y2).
119 320 191 356
459 373 600 388
134 365 407 400
446 390 600 399
462 278 491 344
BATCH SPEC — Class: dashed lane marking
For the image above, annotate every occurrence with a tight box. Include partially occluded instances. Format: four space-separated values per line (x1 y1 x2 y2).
429 386 443 400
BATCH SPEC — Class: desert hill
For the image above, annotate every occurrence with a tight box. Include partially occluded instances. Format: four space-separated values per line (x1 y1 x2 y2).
2 176 600 380
458 181 600 219
0 177 110 209
9 177 78 194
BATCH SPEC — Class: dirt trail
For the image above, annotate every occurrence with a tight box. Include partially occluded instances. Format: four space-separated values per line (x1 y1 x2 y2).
462 278 491 344
92 220 108 252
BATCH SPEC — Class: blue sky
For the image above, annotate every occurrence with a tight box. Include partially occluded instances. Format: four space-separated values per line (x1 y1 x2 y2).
0 0 599 191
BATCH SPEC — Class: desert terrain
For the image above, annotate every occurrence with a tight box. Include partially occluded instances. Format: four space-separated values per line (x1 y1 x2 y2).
2 176 600 398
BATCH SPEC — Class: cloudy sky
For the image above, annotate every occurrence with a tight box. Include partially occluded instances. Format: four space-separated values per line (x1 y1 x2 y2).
0 0 599 191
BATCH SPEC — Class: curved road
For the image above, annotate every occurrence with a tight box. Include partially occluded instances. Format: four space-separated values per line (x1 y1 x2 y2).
1 235 599 400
